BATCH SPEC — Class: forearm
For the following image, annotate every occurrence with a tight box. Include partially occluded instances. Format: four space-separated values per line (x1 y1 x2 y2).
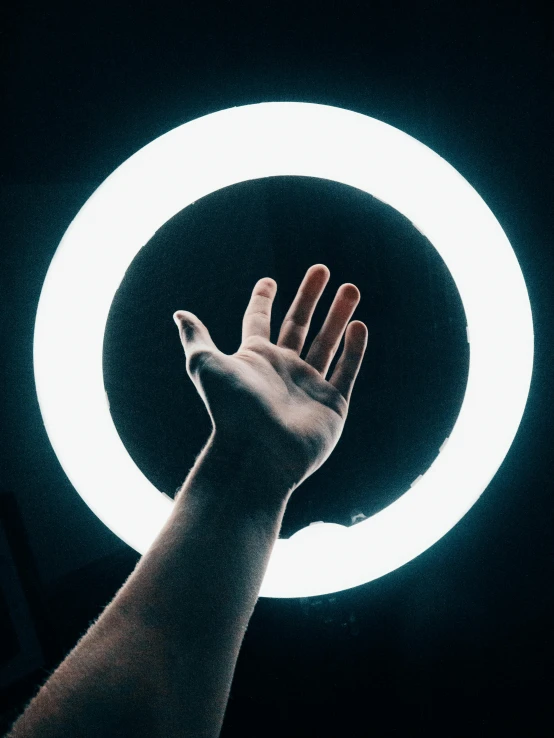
8 434 288 738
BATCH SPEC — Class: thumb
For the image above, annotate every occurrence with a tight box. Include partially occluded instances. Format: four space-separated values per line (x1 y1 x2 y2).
173 311 219 359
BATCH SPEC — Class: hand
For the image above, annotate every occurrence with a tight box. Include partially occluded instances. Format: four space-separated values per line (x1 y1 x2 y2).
173 264 368 505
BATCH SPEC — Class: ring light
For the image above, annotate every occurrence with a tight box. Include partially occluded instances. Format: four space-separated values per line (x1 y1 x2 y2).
33 102 534 598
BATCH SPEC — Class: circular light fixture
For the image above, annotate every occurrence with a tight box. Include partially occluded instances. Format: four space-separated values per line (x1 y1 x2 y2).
33 102 534 598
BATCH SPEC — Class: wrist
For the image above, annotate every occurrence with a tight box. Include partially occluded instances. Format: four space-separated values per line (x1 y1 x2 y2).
177 432 292 522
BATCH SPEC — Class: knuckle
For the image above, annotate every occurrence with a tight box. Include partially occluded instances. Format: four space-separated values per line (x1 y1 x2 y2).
246 307 269 318
314 334 336 353
285 313 309 328
331 385 349 413
242 334 269 351
187 349 213 375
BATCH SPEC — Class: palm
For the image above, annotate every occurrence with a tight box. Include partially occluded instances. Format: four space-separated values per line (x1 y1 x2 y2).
206 340 346 473
175 264 368 492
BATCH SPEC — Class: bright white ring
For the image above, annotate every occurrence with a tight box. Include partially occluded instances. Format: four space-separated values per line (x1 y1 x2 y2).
33 102 534 598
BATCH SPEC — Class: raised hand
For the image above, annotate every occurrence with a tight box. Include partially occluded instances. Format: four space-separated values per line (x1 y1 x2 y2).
173 264 368 505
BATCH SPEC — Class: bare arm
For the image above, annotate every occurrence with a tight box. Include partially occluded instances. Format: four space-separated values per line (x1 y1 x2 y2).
8 434 287 737
8 264 367 737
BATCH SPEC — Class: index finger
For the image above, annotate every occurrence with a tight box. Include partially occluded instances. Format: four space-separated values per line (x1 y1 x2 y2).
241 277 278 343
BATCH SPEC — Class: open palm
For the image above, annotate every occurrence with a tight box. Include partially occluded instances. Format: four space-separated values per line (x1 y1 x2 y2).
174 264 368 497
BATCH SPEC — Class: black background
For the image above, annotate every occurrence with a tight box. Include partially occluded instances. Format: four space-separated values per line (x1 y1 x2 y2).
1 1 553 735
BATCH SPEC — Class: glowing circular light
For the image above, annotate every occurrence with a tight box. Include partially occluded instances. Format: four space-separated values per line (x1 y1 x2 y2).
33 102 534 598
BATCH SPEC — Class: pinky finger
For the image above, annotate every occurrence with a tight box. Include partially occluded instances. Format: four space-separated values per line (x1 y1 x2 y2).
328 321 368 405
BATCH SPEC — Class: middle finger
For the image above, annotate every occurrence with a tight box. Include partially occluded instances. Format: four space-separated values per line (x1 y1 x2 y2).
276 264 331 354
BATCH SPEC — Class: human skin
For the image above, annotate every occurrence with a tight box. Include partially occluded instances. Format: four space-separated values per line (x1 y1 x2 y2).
7 263 367 737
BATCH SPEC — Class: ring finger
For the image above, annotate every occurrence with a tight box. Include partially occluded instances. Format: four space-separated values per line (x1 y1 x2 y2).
276 264 331 354
304 283 361 378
